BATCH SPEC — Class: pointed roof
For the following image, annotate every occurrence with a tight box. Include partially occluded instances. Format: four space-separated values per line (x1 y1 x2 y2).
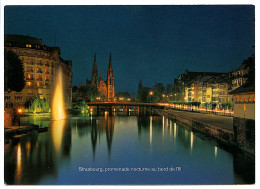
92 53 98 78
108 53 113 75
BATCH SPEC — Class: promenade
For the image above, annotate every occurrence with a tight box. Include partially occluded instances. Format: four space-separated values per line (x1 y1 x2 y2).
163 109 233 131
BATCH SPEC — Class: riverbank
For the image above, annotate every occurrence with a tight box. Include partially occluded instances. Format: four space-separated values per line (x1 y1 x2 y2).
159 109 235 146
4 124 41 144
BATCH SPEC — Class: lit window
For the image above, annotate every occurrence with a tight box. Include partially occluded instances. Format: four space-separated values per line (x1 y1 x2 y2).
253 97 255 102
37 82 42 87
26 82 32 86
26 44 32 48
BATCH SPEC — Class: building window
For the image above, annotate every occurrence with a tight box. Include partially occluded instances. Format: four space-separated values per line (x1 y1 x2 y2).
15 96 23 101
4 96 10 100
37 82 42 87
36 68 42 73
26 67 31 72
26 74 33 80
26 44 32 48
45 75 49 81
45 68 49 74
26 82 32 86
36 60 42 66
253 97 255 102
36 74 42 80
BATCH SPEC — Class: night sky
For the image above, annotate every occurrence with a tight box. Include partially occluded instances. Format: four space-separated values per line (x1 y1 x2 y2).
4 5 255 93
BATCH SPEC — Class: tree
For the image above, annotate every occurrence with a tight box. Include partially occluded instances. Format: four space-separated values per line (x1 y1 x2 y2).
203 102 209 112
4 50 25 92
25 97 50 113
211 102 217 113
85 83 100 102
221 103 227 111
73 100 89 114
226 102 234 110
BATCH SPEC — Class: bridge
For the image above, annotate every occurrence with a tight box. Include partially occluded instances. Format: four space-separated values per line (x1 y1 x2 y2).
86 102 169 115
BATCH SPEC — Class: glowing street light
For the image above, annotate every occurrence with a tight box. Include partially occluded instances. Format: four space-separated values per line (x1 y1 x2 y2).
17 108 22 128
162 94 166 98
149 91 153 103
18 108 22 113
127 98 131 101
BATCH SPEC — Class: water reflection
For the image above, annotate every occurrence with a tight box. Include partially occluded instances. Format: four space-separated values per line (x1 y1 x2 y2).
16 143 22 184
5 113 255 185
5 118 71 184
51 120 67 156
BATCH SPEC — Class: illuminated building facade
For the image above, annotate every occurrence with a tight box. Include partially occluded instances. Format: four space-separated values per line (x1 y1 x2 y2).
4 34 72 108
184 74 233 108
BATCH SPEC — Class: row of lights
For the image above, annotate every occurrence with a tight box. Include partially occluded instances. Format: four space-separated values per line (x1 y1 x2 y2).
96 97 131 101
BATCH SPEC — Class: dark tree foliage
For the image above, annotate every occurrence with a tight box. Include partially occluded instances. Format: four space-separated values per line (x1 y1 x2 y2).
153 83 165 94
85 83 100 102
117 92 131 101
4 50 25 92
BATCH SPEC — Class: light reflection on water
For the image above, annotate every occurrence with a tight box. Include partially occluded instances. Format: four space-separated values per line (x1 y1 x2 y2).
4 112 254 185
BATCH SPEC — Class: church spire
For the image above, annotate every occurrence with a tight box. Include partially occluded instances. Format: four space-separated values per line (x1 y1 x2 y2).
91 53 98 87
107 53 115 102
108 53 113 75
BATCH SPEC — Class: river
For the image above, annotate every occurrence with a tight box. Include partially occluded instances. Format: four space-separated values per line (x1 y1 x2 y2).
4 112 254 185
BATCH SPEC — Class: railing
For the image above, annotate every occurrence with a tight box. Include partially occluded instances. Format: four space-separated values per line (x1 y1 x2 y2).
167 104 234 117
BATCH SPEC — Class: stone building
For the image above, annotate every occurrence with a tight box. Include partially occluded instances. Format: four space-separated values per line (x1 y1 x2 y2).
173 69 227 101
87 54 116 102
230 81 255 154
231 56 254 90
184 74 233 108
4 34 73 108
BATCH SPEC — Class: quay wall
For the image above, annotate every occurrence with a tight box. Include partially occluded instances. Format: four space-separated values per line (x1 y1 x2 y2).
159 109 234 145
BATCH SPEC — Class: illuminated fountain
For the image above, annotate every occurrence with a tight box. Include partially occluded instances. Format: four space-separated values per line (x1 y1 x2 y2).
51 68 67 155
51 68 67 120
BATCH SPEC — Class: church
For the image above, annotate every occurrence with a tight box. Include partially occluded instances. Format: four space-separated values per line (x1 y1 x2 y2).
86 54 116 102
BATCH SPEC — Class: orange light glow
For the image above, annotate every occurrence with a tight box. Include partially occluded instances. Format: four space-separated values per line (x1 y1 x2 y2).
149 91 153 96
18 108 22 113
51 68 66 120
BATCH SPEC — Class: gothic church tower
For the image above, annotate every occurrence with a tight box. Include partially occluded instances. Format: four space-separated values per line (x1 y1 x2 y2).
91 53 99 87
107 53 115 101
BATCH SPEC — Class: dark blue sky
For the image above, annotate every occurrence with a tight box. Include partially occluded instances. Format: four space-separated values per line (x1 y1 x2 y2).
5 5 254 92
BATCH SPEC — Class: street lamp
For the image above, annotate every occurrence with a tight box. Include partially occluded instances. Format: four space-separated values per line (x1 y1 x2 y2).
149 91 153 103
17 108 22 128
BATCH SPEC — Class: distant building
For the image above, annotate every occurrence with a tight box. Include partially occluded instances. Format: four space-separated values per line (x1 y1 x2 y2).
4 34 73 108
184 74 233 108
86 54 116 102
231 56 254 90
173 69 227 101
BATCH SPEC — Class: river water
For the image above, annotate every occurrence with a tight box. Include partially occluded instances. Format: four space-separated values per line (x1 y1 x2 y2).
4 112 254 185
